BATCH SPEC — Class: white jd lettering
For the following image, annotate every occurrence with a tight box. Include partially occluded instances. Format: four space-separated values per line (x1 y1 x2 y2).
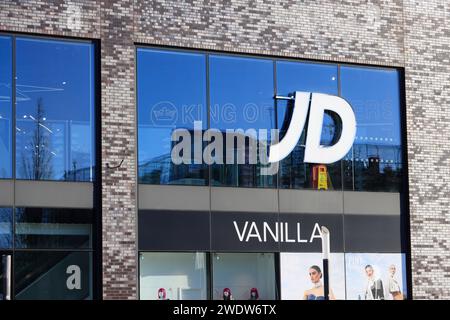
170 91 356 172
269 91 357 164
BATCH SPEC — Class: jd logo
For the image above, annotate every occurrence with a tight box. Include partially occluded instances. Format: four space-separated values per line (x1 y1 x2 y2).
170 91 356 174
66 265 81 290
269 92 356 164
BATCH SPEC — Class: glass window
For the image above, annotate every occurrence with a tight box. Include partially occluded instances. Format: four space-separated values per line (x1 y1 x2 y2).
136 48 403 193
0 36 12 179
15 38 95 182
341 67 402 192
14 251 92 300
276 61 341 190
137 49 208 185
210 55 276 188
0 207 12 249
139 252 207 300
15 208 92 249
212 252 276 300
345 253 407 300
280 253 346 300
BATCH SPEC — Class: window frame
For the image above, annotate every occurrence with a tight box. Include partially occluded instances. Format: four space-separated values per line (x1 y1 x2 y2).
0 31 100 300
135 44 406 193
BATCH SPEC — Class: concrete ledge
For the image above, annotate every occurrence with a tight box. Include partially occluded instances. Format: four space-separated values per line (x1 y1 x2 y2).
0 180 14 206
279 189 343 214
138 185 401 215
211 187 278 212
343 191 400 215
139 184 210 211
15 180 93 208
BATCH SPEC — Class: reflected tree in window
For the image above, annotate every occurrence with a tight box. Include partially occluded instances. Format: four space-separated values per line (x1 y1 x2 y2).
15 37 95 182
19 98 53 180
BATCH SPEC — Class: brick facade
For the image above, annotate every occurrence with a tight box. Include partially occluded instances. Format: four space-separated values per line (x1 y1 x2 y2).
0 0 448 299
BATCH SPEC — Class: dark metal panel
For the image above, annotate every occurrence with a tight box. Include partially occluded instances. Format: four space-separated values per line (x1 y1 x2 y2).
344 214 402 253
138 210 210 251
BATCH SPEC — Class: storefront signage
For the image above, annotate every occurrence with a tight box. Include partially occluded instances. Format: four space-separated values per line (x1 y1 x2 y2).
233 221 322 243
268 92 356 164
170 92 356 174
138 210 345 252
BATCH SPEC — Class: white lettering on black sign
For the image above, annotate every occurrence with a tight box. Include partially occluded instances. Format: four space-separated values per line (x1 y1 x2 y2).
233 221 323 243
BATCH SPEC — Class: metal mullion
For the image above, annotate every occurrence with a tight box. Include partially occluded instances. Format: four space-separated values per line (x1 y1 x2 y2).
11 34 17 300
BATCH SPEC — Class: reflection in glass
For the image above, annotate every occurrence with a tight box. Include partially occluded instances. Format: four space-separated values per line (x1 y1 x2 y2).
209 55 276 188
139 252 207 300
280 253 346 300
15 208 92 249
0 36 12 178
341 67 402 192
0 207 12 249
137 49 208 185
135 48 403 192
277 61 341 190
15 38 95 181
344 253 407 300
14 251 92 300
212 252 276 300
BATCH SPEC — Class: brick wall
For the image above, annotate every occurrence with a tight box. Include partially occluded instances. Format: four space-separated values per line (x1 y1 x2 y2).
403 0 450 300
1 0 449 299
100 0 137 300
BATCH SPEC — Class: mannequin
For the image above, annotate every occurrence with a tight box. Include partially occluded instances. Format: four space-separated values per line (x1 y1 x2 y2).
249 288 259 300
157 287 168 300
222 288 233 300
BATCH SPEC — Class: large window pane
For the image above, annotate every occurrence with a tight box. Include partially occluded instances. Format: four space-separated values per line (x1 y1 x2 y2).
137 49 208 185
0 207 12 249
0 36 12 179
210 56 276 188
276 61 341 190
212 252 276 300
139 252 207 300
341 67 402 192
15 38 95 182
14 251 92 300
15 208 92 249
345 253 408 300
280 253 346 300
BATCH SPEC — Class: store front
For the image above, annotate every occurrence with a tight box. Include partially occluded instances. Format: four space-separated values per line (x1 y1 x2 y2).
136 47 409 300
0 34 98 300
138 209 407 300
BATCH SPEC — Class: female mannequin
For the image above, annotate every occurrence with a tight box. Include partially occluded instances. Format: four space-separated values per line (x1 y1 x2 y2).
223 288 233 300
249 287 259 300
157 287 168 300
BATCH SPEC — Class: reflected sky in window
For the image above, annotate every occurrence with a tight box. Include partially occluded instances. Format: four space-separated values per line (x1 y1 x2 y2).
136 48 403 192
210 55 275 132
137 48 208 185
15 38 95 181
341 67 402 191
209 55 275 187
0 36 12 179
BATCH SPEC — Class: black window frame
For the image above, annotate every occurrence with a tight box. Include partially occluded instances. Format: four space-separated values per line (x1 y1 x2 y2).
0 31 101 301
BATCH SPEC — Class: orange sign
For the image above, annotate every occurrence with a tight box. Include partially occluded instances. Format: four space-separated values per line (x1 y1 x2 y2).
312 165 328 190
